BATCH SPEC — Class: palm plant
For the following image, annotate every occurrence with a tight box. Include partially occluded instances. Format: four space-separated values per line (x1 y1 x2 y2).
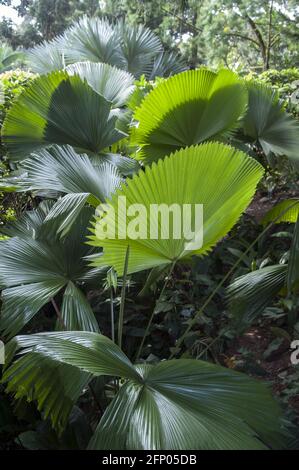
1 58 297 448
3 331 285 449
26 17 187 79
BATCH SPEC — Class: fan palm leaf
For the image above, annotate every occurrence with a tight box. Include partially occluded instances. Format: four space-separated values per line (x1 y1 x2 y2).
116 21 162 78
2 71 126 161
227 264 287 330
66 62 135 107
243 82 299 161
2 332 285 450
26 39 65 74
261 198 299 225
130 68 248 163
61 16 124 67
89 142 264 275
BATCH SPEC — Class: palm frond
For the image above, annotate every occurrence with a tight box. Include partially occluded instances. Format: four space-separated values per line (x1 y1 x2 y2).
227 264 287 329
131 68 248 163
27 39 65 74
243 82 299 161
66 61 135 107
261 198 299 225
3 332 285 450
89 142 263 275
2 72 126 161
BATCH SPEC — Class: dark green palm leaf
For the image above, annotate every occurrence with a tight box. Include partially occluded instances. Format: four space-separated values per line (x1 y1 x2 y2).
243 82 299 161
2 72 126 161
3 332 285 450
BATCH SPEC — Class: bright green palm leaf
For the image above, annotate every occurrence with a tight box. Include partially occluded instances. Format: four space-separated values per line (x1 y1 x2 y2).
130 68 248 163
66 62 135 107
261 199 299 225
227 264 287 330
89 143 264 275
2 72 125 161
3 332 284 449
243 82 299 161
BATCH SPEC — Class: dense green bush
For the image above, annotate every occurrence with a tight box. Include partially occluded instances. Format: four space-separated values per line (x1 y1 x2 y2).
0 69 36 227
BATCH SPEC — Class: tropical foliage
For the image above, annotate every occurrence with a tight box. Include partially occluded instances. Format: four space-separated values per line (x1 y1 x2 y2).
0 13 299 451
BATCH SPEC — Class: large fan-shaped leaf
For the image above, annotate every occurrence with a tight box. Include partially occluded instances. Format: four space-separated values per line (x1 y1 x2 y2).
131 68 248 163
89 142 264 275
116 21 162 78
90 359 284 450
3 332 285 450
3 332 140 382
61 16 124 67
261 199 299 225
0 206 98 337
2 71 125 161
243 82 299 161
27 39 65 74
66 62 135 107
20 145 122 202
227 264 287 329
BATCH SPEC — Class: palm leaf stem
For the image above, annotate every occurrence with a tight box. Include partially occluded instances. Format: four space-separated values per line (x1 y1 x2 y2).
117 245 130 349
51 297 66 330
136 260 176 361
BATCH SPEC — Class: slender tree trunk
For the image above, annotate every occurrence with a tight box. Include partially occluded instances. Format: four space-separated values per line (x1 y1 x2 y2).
190 9 198 69
245 13 267 70
265 0 274 70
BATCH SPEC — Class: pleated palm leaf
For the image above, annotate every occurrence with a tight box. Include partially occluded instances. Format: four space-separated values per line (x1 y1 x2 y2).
0 203 99 338
115 20 162 78
26 39 65 74
2 331 286 449
89 142 264 276
242 82 299 162
147 51 187 80
0 145 123 236
1 70 129 161
66 61 135 108
130 68 248 163
61 16 124 68
26 17 186 79
227 264 288 331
